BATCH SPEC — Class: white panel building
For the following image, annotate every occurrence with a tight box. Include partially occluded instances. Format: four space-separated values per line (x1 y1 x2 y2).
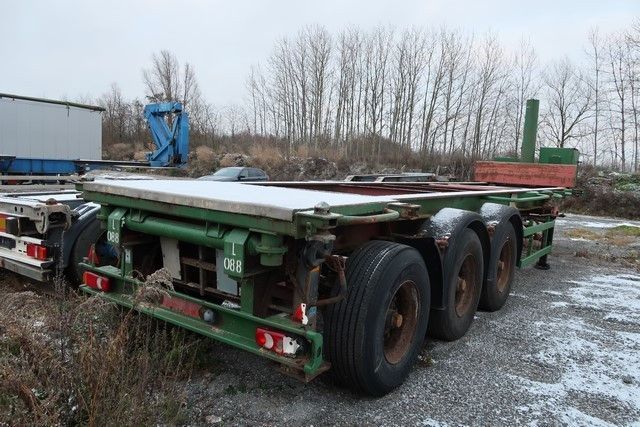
0 93 103 160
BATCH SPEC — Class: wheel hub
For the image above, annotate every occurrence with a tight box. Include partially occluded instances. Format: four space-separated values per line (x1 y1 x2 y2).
383 280 419 365
496 237 514 293
454 254 477 317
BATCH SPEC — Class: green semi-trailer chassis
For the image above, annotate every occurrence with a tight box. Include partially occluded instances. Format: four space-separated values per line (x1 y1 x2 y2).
77 177 571 396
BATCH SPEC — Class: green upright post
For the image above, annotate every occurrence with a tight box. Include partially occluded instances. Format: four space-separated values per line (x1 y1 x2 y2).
521 99 539 163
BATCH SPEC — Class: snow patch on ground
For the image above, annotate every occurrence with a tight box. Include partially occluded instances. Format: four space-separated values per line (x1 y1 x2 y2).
556 217 640 230
567 274 640 324
560 407 619 427
513 273 640 424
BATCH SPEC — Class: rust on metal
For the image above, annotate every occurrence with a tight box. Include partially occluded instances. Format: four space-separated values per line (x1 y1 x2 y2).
474 161 577 188
161 295 202 319
454 254 477 318
384 280 419 364
315 254 347 307
436 237 450 250
496 235 514 293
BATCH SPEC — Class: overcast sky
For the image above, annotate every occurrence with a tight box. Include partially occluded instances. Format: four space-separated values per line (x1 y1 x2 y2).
1 0 638 106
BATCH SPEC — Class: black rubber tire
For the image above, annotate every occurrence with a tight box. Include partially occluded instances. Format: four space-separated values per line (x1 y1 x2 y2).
428 228 483 341
479 223 517 312
67 219 103 286
323 240 430 396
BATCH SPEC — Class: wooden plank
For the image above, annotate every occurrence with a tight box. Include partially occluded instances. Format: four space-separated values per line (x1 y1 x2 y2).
474 161 577 188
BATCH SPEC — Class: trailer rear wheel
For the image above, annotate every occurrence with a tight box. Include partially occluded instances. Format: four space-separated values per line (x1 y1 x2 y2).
67 219 103 285
428 228 483 341
323 241 430 396
479 223 517 311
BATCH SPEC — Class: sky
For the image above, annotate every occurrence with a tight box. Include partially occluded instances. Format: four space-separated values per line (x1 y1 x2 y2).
1 0 638 106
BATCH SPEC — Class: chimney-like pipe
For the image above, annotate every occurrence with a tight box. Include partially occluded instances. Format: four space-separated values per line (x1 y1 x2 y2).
521 99 539 163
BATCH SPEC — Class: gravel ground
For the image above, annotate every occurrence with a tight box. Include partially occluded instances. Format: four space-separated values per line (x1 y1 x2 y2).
1 213 638 426
181 213 640 426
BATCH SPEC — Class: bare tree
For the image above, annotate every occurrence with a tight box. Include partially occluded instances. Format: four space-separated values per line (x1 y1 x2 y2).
142 50 202 109
541 58 592 148
586 27 604 165
608 36 630 170
508 38 538 156
625 22 640 171
471 33 505 158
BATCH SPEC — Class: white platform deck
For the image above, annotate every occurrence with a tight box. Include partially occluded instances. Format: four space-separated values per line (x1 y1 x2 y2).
83 180 394 221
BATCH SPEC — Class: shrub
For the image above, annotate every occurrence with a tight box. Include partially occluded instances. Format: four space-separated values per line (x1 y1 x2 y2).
0 274 206 426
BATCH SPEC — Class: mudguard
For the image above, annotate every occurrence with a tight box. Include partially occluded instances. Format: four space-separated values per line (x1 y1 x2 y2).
479 203 523 268
61 202 101 269
416 208 491 310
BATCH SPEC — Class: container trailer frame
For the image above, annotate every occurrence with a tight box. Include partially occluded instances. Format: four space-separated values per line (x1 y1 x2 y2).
76 178 572 396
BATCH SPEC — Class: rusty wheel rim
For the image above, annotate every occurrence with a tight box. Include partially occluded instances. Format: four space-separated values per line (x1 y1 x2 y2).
454 254 477 318
496 237 514 293
384 280 419 365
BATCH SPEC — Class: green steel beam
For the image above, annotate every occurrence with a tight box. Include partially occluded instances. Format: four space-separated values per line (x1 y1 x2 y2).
523 220 556 237
519 245 553 267
79 264 326 377
484 194 550 204
125 216 227 249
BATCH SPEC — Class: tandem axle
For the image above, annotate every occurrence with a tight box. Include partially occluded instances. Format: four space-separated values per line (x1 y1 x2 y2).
77 178 569 395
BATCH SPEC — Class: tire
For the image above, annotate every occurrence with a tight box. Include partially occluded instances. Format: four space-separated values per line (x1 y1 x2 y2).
428 228 483 341
67 219 103 285
479 223 517 312
323 240 430 396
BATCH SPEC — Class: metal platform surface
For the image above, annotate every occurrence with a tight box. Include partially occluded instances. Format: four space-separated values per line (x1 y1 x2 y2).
83 180 395 221
82 179 567 222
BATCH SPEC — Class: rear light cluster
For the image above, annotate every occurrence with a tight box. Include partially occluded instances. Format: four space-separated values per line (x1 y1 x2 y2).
82 271 112 292
255 328 301 356
26 243 48 260
0 215 19 235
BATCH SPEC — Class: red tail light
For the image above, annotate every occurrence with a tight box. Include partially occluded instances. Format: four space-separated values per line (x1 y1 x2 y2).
82 271 111 292
26 243 48 260
255 328 300 356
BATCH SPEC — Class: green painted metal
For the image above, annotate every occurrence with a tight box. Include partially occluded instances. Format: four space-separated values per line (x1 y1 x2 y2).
523 219 555 237
520 245 553 267
223 228 251 277
106 207 127 246
539 147 580 165
79 264 326 377
126 215 228 250
521 99 539 163
336 208 400 225
256 233 287 266
77 176 572 380
517 216 556 267
484 194 550 204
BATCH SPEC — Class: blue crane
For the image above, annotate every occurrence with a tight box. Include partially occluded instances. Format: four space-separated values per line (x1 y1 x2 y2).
0 101 189 175
144 101 189 167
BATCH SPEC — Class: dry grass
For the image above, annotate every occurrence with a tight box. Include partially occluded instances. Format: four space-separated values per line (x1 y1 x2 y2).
0 273 209 426
565 228 602 241
608 225 640 237
565 226 640 247
249 144 284 171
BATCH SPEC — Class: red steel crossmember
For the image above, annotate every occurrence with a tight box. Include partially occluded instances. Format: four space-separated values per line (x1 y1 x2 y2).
474 161 577 188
